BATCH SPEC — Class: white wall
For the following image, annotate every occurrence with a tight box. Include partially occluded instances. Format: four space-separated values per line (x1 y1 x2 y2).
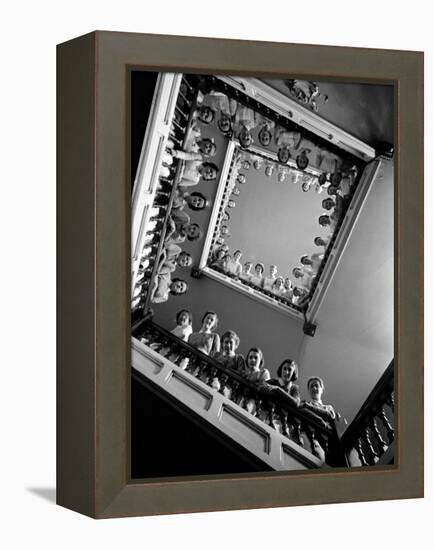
299 158 394 423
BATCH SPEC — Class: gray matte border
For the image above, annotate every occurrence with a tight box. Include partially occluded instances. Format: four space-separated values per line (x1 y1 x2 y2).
57 30 423 518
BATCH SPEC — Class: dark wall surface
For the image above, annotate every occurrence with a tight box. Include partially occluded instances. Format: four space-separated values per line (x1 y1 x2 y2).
131 374 271 479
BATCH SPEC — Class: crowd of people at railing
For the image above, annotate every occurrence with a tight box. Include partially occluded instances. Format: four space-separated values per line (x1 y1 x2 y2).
208 244 330 307
191 82 357 235
141 309 337 430
132 76 394 469
194 82 358 192
195 83 357 308
135 76 358 310
134 77 225 306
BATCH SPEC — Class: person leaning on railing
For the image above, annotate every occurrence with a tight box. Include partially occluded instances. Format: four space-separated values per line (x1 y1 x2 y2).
299 376 337 429
157 243 192 272
149 272 188 304
226 250 243 278
241 348 271 414
188 311 221 356
170 309 193 342
178 160 219 188
243 348 270 384
250 262 265 288
212 330 245 373
263 359 301 408
209 248 227 270
240 261 253 283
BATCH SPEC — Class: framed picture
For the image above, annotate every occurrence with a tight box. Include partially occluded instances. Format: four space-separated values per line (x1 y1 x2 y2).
57 31 423 518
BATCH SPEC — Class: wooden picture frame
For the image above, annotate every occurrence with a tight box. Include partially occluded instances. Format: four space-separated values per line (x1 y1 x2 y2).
57 31 423 518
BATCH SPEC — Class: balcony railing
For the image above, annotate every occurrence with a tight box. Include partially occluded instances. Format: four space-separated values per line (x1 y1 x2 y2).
341 360 394 466
132 75 200 314
187 74 381 321
132 319 347 469
209 265 304 311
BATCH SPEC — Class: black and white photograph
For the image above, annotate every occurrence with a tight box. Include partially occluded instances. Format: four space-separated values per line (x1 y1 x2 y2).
130 71 395 479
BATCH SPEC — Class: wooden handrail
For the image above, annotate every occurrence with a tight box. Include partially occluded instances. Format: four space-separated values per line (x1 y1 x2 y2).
150 321 338 432
136 319 347 467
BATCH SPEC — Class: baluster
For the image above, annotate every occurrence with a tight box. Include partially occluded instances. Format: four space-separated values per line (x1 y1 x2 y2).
155 188 172 200
186 356 199 376
140 240 158 253
169 130 183 144
243 388 254 411
363 426 379 464
145 237 160 250
136 295 146 309
167 344 180 363
197 361 210 385
267 402 277 430
279 409 290 438
153 196 170 209
292 419 304 447
175 350 190 370
178 90 189 105
139 328 153 345
317 432 329 457
247 393 260 415
155 190 171 199
244 393 256 415
158 338 173 357
167 133 183 147
305 426 325 461
355 438 369 466
369 416 388 454
135 273 151 286
154 182 168 196
137 288 149 304
150 336 167 353
209 367 221 391
235 385 248 408
379 406 394 443
219 374 231 398
156 340 169 356
175 104 189 120
190 358 202 378
254 398 264 420
230 380 240 404
134 276 145 288
181 77 194 93
142 244 159 259
171 119 184 133
145 225 163 238
150 327 161 345
137 265 152 276
386 391 395 413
